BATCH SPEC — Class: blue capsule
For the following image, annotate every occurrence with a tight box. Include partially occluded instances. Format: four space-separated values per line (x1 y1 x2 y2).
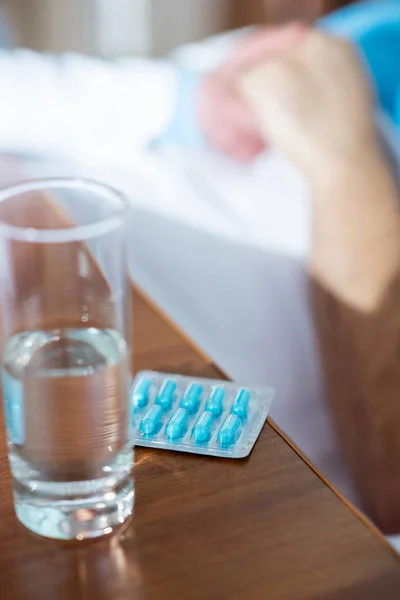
140 405 163 436
218 414 241 446
132 377 152 408
156 380 177 410
166 408 189 440
193 411 214 444
231 389 251 419
180 383 203 413
206 386 225 417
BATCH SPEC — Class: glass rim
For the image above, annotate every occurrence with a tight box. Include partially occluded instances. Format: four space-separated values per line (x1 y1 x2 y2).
0 177 129 243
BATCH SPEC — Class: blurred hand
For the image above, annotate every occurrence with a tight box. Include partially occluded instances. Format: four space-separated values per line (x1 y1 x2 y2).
240 31 379 180
198 24 306 162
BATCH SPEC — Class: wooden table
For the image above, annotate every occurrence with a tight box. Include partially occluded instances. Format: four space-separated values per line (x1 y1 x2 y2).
0 287 400 600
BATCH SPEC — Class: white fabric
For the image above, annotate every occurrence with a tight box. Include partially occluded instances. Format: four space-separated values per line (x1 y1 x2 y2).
171 27 252 71
0 50 177 166
0 30 247 165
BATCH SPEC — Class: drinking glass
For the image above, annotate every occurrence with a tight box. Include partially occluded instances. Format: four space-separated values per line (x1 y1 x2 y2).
0 178 134 540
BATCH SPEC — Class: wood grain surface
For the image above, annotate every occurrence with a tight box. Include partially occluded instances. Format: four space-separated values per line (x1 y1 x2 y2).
0 289 399 600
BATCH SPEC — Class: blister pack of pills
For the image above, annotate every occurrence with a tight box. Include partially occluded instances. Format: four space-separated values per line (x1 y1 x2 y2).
131 371 275 459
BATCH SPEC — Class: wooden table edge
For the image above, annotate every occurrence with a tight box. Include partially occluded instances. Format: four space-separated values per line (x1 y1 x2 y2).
133 281 400 561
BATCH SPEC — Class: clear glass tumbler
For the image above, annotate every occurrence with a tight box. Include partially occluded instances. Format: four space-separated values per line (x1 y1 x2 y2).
0 178 134 540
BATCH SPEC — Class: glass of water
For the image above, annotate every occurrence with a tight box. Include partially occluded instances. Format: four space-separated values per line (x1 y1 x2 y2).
0 178 133 540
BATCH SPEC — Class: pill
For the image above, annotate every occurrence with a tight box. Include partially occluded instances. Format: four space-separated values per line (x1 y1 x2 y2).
140 405 163 436
181 383 203 413
218 414 241 446
231 389 251 419
156 380 177 410
193 411 213 444
166 408 189 440
132 377 152 408
206 386 225 416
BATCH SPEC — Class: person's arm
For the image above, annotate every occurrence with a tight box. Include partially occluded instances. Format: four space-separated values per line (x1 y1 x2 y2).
240 31 400 532
311 147 400 533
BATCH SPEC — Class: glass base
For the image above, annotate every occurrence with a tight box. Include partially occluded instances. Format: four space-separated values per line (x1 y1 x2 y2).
14 477 134 541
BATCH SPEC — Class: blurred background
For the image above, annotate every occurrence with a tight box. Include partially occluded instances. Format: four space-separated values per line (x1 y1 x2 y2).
2 0 351 58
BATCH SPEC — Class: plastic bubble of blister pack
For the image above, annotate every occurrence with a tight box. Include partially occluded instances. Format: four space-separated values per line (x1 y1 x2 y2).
131 371 275 459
